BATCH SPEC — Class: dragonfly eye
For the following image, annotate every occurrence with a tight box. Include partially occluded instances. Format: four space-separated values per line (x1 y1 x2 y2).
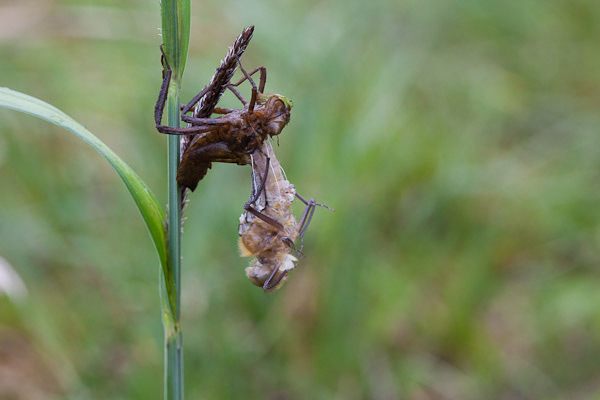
265 94 293 111
276 95 293 110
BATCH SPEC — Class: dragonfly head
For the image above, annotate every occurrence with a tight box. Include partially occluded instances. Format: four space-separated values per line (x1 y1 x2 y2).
259 94 293 137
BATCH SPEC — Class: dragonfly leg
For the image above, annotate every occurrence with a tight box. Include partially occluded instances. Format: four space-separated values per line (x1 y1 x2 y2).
246 155 270 206
263 268 287 292
181 106 235 115
244 156 305 244
157 123 221 136
295 193 334 252
154 45 173 133
212 107 236 114
244 205 284 231
243 157 286 231
154 46 219 135
180 85 210 115
232 58 267 112
180 115 223 125
226 85 248 107
229 65 267 93
282 236 303 257
295 192 334 211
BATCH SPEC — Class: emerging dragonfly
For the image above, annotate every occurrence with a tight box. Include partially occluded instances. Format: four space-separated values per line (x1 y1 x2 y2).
238 141 333 291
154 27 293 191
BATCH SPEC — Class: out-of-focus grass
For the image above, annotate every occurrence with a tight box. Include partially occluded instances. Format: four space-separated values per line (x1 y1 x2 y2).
1 0 600 398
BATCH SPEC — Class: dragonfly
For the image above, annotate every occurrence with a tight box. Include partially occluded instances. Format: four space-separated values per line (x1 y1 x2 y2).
238 141 333 291
154 26 293 191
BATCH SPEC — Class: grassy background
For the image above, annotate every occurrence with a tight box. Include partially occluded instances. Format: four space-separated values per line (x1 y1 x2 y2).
1 0 600 398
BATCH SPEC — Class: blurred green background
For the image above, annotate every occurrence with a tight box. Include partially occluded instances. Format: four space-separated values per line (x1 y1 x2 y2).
1 0 600 398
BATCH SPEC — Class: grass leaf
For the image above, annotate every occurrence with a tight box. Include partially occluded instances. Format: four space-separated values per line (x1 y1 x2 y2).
0 87 167 272
161 0 190 82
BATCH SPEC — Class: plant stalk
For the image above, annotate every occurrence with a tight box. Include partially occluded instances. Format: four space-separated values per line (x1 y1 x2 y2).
164 91 183 399
160 0 190 398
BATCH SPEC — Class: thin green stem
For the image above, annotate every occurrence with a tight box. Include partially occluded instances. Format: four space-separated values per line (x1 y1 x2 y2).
160 0 190 399
164 90 183 400
165 329 184 399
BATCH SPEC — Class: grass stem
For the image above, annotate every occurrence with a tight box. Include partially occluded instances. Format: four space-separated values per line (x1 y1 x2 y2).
159 0 190 399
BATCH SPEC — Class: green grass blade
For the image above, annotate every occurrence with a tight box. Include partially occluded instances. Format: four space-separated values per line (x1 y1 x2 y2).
0 87 167 272
161 0 190 82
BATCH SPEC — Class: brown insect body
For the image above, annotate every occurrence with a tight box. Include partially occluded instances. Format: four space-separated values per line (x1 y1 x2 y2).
238 142 298 291
238 142 332 291
177 94 292 190
154 28 332 290
155 28 293 191
239 205 298 290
